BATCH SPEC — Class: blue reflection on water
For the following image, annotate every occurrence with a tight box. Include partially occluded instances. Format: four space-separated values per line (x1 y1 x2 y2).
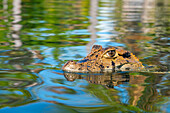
114 84 130 104
59 29 90 35
40 46 59 66
32 69 106 107
95 40 125 48
0 102 77 113
27 33 55 36
59 46 87 60
32 28 52 31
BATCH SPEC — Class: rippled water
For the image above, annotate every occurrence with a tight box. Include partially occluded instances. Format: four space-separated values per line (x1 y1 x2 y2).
0 0 169 113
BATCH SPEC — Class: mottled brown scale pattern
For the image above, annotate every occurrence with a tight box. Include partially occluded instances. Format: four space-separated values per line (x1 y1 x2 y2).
62 45 144 73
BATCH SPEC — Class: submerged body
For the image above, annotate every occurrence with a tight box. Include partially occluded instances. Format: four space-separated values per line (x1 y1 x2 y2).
62 45 144 73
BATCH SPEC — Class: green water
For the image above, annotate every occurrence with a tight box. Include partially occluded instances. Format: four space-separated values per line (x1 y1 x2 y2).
0 0 169 113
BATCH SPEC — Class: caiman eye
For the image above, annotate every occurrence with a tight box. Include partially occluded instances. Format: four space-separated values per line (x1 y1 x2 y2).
104 50 116 58
107 50 116 57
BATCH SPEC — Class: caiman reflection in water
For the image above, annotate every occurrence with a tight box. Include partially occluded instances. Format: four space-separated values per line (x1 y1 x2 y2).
63 71 167 112
64 72 131 88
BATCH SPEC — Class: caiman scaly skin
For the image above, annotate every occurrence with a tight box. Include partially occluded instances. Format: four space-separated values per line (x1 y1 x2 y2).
62 45 144 73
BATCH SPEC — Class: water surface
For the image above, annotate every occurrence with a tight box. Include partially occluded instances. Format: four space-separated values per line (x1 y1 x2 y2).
0 0 169 113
